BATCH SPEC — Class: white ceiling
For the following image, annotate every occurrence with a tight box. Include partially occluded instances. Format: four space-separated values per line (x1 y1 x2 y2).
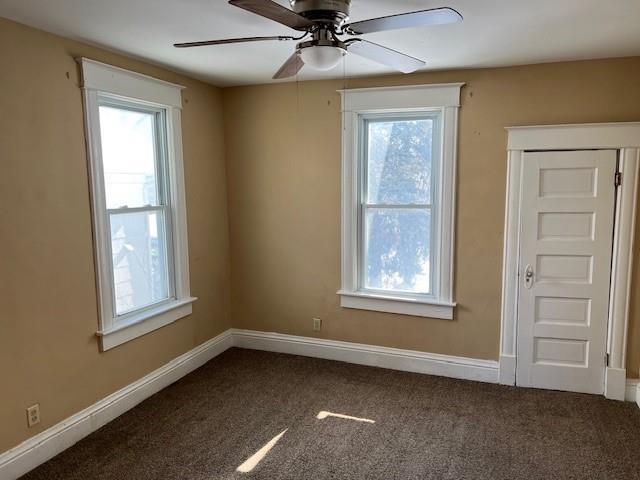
1 0 639 87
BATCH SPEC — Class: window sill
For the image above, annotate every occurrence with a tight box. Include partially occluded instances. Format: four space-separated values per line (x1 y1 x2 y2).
96 297 197 351
337 290 455 320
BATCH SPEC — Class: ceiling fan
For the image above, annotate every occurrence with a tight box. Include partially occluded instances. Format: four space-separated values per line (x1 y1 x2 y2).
174 0 463 79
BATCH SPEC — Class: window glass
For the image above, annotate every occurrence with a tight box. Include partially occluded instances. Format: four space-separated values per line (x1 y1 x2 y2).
99 102 172 317
361 115 438 296
366 119 433 205
110 210 170 314
99 105 159 209
364 208 431 294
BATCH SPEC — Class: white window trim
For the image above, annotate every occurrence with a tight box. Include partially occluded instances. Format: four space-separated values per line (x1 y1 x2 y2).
79 58 196 351
337 83 463 320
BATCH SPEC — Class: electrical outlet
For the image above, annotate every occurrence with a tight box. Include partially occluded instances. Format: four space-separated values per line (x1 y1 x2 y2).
313 318 322 332
27 404 40 428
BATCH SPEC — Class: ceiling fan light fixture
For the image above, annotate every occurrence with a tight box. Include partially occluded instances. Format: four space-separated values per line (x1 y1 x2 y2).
299 45 345 71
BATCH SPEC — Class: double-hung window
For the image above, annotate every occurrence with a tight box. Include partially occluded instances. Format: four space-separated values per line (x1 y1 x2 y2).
80 58 195 350
338 84 463 319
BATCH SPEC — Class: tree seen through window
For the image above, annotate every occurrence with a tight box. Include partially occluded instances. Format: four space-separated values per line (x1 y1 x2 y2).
363 117 435 294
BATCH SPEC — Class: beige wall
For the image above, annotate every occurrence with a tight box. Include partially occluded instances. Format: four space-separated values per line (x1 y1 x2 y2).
222 57 640 376
0 18 231 452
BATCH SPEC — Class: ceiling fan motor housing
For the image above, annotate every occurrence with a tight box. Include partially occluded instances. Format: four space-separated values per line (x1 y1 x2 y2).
290 0 351 25
296 26 346 54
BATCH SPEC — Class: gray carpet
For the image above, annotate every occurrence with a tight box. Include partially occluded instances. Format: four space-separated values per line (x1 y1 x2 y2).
21 348 640 480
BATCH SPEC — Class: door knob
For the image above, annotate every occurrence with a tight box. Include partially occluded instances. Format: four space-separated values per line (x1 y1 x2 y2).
524 264 534 289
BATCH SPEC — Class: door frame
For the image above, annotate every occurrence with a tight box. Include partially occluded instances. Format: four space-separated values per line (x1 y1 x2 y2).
499 122 640 400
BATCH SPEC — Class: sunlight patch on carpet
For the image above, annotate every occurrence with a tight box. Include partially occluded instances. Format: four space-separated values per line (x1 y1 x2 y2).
236 428 288 473
316 411 375 423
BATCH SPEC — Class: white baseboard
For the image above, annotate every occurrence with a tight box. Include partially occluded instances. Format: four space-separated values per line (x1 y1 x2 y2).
0 329 234 480
3 326 636 480
498 355 516 386
231 329 500 384
0 328 497 479
625 378 639 405
605 367 627 401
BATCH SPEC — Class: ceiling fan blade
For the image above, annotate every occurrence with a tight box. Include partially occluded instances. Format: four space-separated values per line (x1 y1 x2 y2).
347 39 425 73
174 35 296 48
273 52 304 79
344 7 462 35
229 0 314 31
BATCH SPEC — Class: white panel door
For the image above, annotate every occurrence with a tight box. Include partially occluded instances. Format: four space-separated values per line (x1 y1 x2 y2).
516 150 617 394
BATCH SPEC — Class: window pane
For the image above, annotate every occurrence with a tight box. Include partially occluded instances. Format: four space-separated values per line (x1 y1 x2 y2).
364 208 431 294
99 105 160 209
110 210 170 315
367 118 434 205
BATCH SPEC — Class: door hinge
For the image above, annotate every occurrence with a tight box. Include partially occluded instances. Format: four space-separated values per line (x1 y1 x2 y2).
605 353 610 366
615 171 622 187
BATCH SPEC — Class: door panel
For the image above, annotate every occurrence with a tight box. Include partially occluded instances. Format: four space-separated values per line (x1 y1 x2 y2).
536 254 593 283
538 166 597 198
516 150 617 394
537 212 594 241
535 296 591 326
